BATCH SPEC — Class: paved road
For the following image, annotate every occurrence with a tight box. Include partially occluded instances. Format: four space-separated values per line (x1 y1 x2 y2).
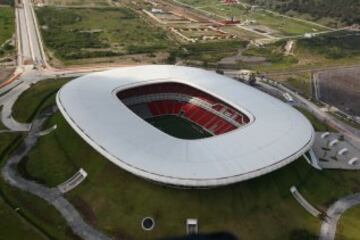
1 106 111 240
320 193 360 240
16 0 47 67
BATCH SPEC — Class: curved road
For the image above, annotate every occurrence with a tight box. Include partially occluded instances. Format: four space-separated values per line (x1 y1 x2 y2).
1 106 111 240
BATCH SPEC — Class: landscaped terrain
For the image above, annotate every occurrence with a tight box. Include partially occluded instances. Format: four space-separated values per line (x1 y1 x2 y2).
0 132 72 240
12 78 71 123
9 78 359 240
337 205 360 240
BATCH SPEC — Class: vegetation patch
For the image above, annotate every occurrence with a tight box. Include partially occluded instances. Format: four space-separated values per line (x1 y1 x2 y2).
242 0 360 26
337 205 360 239
168 40 247 66
19 108 360 239
0 132 74 239
12 78 71 123
0 6 15 57
176 0 328 36
36 7 171 62
298 31 360 60
243 41 298 67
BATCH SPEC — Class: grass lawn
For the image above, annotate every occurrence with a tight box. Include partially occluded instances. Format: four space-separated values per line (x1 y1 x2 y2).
0 133 73 239
284 73 312 98
0 5 15 57
12 78 359 239
0 197 45 240
295 107 335 132
337 205 360 240
36 7 171 64
0 6 14 45
20 106 360 239
147 115 212 139
0 133 45 240
175 0 328 37
12 78 71 123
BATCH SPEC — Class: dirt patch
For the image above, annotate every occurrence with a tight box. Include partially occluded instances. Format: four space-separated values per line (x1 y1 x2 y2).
317 67 360 116
70 196 97 226
0 67 14 84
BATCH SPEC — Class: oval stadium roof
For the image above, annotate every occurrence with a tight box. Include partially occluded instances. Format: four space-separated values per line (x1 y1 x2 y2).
56 65 314 187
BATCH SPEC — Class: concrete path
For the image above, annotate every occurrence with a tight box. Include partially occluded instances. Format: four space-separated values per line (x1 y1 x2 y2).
1 106 111 240
320 193 360 240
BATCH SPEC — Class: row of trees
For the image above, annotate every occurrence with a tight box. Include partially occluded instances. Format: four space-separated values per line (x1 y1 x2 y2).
244 0 360 25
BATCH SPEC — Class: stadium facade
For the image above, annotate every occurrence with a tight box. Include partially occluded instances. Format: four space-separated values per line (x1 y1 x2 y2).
56 65 315 187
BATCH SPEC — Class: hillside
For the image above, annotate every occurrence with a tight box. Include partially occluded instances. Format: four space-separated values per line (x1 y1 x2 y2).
243 0 360 26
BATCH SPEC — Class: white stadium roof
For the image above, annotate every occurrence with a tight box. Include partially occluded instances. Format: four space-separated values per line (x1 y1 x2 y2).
56 65 314 187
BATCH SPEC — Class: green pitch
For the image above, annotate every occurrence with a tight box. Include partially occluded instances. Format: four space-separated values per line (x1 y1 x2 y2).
146 115 211 140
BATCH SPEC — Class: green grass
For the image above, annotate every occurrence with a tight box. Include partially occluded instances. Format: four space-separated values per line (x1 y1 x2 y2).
36 7 171 62
12 78 71 123
296 107 335 132
21 129 79 187
175 0 328 36
19 108 360 239
0 6 15 57
147 115 211 139
337 205 360 240
240 32 360 72
284 73 312 98
0 197 45 240
14 79 359 239
0 133 45 240
298 31 360 59
0 133 74 239
0 6 13 45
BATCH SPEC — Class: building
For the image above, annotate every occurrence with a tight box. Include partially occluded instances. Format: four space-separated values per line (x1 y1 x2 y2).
57 65 314 187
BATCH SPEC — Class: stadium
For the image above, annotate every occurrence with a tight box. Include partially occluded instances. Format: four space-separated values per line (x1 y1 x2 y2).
56 65 315 187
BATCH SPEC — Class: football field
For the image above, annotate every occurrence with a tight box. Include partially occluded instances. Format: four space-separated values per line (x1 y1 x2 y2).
147 115 212 139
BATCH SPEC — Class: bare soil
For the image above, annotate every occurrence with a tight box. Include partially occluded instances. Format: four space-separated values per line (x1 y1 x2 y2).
318 67 360 116
0 67 14 84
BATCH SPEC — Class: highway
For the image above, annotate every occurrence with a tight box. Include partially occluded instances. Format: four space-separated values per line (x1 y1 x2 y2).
16 0 46 67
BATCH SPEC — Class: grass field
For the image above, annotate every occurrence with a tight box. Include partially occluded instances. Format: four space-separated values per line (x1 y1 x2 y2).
18 105 359 239
0 133 45 240
0 133 73 239
337 205 360 240
147 115 211 139
8 78 359 239
0 197 45 239
12 78 71 123
36 7 171 64
0 6 15 57
0 6 13 45
175 0 328 37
